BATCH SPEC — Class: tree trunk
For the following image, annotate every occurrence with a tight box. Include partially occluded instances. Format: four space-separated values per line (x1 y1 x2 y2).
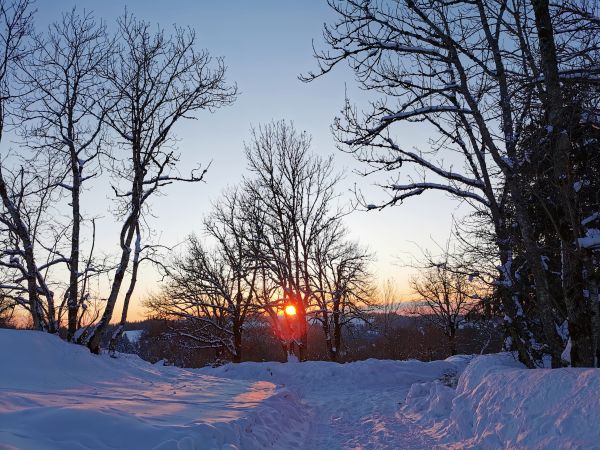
322 321 336 362
531 0 594 367
494 223 535 368
67 152 81 341
108 226 141 354
232 320 243 363
327 343 337 362
0 170 46 331
87 221 136 353
511 182 564 367
297 332 308 361
297 304 308 362
87 145 143 354
331 305 342 362
448 327 457 356
25 255 44 331
67 161 80 341
561 241 594 366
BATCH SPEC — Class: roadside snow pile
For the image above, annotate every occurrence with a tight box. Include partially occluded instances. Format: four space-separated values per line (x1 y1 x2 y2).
402 353 600 449
0 330 307 450
402 380 456 428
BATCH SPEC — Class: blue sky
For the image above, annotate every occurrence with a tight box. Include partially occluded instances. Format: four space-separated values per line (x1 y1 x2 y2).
31 0 468 318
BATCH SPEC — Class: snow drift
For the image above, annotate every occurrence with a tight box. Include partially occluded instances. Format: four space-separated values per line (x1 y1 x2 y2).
402 353 600 449
0 330 308 449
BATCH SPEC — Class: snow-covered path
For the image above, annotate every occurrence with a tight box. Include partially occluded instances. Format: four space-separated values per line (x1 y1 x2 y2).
0 328 456 449
301 384 435 449
200 358 469 450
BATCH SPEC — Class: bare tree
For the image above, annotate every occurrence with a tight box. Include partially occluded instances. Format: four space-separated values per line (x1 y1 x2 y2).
410 246 482 356
0 161 67 332
311 224 373 361
241 121 344 361
85 14 236 353
0 0 59 331
145 214 257 363
0 0 33 136
18 9 112 340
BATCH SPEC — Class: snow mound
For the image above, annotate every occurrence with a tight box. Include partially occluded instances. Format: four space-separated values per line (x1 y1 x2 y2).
0 330 308 449
402 353 600 449
198 356 472 394
5 331 597 449
402 380 456 428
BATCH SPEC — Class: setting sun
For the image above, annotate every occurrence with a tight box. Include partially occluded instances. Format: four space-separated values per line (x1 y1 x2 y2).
284 305 297 316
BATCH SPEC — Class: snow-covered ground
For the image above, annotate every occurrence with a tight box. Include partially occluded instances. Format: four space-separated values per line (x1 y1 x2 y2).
198 356 470 449
123 329 143 344
0 330 307 449
401 353 600 449
1 329 599 449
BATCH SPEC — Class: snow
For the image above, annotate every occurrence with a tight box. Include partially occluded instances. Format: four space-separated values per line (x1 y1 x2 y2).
582 212 600 226
198 356 472 449
2 330 599 449
202 354 600 449
0 330 307 449
401 353 600 449
578 228 600 250
370 41 445 58
382 106 472 122
123 329 143 343
573 180 589 192
501 155 514 169
561 338 573 364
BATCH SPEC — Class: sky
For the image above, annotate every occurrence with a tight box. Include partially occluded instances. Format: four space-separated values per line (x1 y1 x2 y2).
29 0 470 320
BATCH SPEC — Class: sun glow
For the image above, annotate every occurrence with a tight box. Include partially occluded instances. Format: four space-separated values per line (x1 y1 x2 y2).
284 305 297 316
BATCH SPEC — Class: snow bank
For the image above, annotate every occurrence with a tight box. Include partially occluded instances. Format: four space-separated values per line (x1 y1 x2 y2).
0 330 307 449
198 356 472 394
402 380 456 428
402 353 600 449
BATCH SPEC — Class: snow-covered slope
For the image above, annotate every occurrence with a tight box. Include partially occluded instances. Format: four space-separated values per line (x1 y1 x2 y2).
0 330 307 449
402 353 600 449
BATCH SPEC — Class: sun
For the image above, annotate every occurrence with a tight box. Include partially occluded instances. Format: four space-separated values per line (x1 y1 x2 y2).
284 304 297 316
